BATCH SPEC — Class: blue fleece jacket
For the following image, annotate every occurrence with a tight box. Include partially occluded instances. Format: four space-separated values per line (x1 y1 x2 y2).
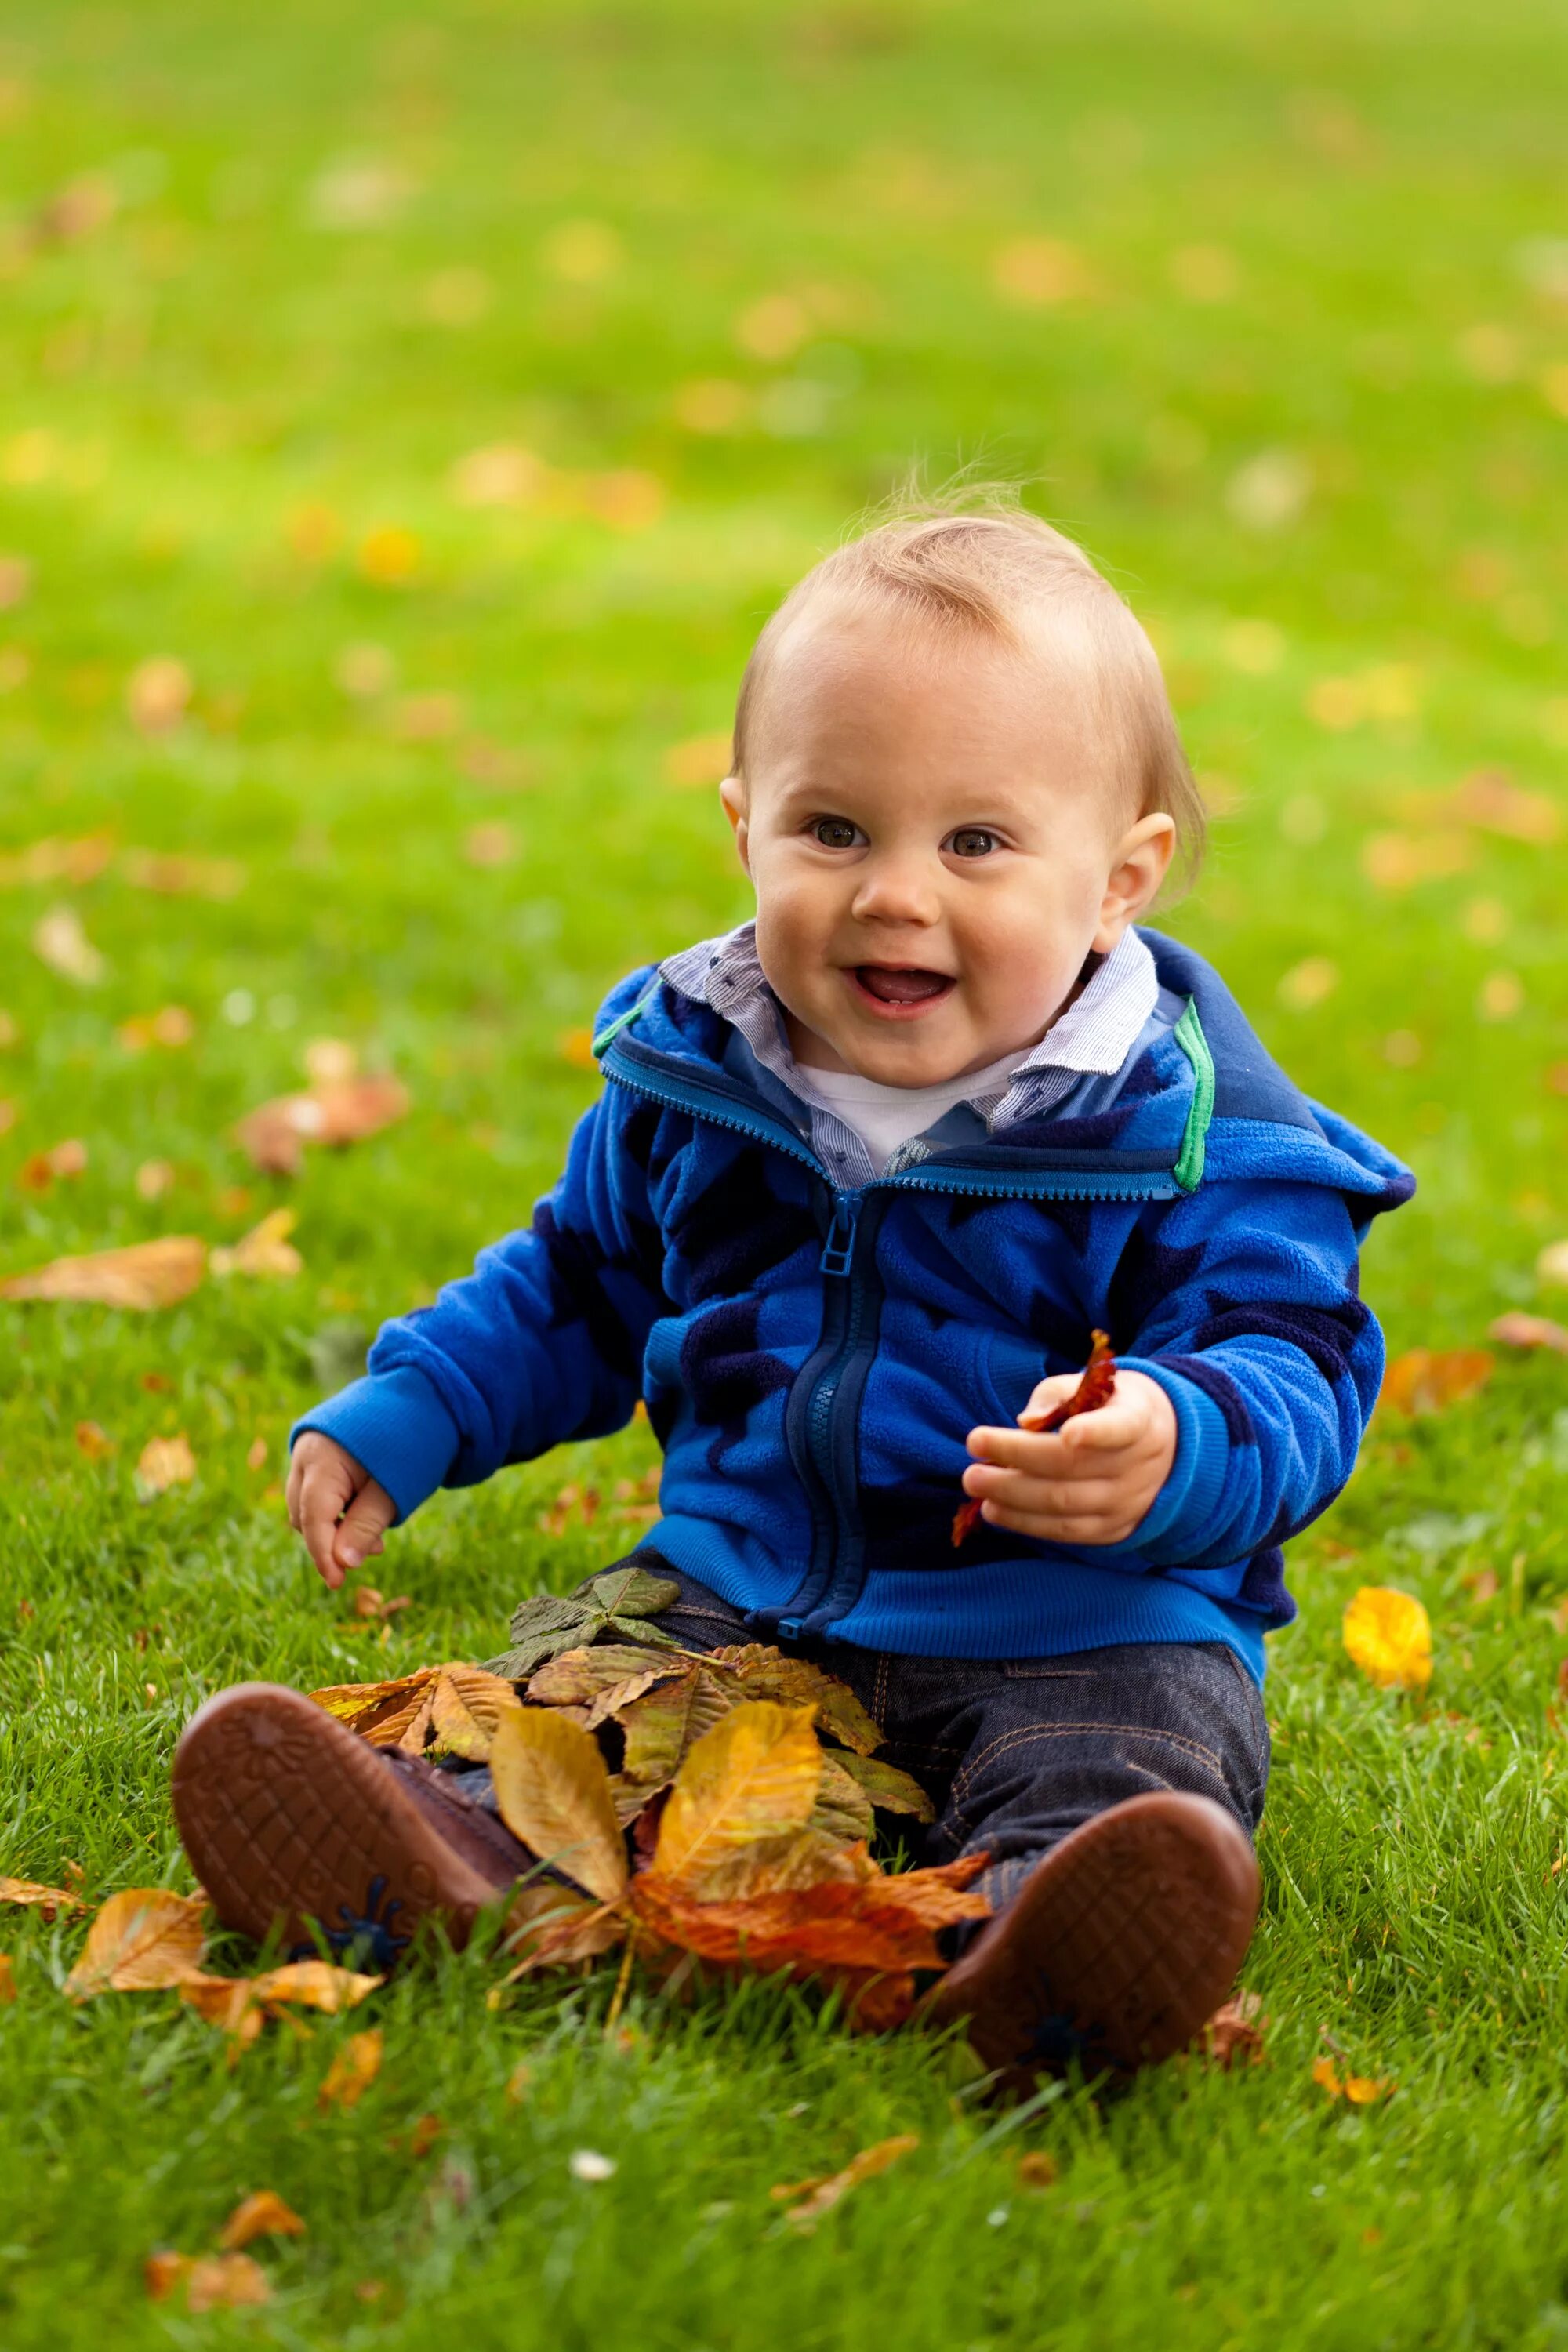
294 930 1414 1684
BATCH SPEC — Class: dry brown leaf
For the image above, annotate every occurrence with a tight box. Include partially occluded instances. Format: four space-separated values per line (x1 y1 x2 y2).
126 656 191 734
631 1856 988 1981
136 1432 196 1497
144 2252 191 2300
1016 2151 1058 2189
75 1420 115 1459
0 1235 205 1310
235 1074 409 1176
121 848 245 898
350 1585 412 1622
187 2253 271 2313
650 1702 822 1896
310 1667 437 1747
318 2027 383 2109
1490 1312 1568 1355
0 1953 16 2003
1379 1348 1494 1415
770 2134 920 2230
1199 1990 1269 2068
488 1708 629 1901
427 1665 526 1759
0 1875 86 1919
218 2190 307 2251
32 903 104 985
64 1887 207 2000
211 1208 303 1281
0 835 114 887
706 1645 883 1756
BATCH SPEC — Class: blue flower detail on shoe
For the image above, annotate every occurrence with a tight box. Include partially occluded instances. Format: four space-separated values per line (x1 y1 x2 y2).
292 1875 411 1970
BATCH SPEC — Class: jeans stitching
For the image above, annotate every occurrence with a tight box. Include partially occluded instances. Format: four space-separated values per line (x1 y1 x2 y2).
1219 1647 1270 1785
949 1719 1231 1812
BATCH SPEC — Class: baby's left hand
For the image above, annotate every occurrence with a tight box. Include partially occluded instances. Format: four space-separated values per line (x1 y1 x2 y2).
963 1369 1178 1546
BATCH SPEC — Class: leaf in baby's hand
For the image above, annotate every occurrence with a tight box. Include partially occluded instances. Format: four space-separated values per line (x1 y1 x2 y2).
1019 1328 1118 1432
318 2027 383 2109
235 1075 409 1177
1379 1348 1494 1416
218 2191 307 2251
650 1702 822 1896
1343 1585 1433 1691
0 1235 206 1310
770 2133 920 2231
488 1708 629 1901
949 1497 984 1549
64 1888 208 1999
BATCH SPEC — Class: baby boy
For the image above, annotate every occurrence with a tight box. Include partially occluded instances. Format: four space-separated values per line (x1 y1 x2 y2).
174 502 1412 2076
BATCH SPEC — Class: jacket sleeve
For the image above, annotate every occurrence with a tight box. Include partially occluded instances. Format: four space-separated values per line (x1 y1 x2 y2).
291 973 666 1523
1108 1175 1385 1571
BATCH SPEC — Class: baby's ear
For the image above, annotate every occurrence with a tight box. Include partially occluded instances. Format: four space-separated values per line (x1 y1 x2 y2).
1094 811 1175 946
719 775 750 871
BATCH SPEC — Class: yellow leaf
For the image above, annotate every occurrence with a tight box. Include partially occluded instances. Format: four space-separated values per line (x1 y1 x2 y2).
489 1708 629 1902
210 1209 303 1282
651 1700 822 1896
318 2027 383 2108
1343 1586 1433 1692
1344 2073 1394 2104
136 1432 197 1497
0 1875 85 1918
770 2134 920 2230
1379 1348 1494 1415
426 1665 525 1760
180 1959 382 2040
64 1887 207 2000
126 656 191 733
1312 2056 1344 2099
0 1235 206 1310
186 2252 271 2313
218 2190 307 2250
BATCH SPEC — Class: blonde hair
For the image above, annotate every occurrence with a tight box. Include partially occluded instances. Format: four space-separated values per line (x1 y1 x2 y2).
731 487 1205 884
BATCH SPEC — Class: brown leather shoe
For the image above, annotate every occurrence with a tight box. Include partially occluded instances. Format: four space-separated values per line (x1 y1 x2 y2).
924 1792 1260 2082
171 1682 528 1967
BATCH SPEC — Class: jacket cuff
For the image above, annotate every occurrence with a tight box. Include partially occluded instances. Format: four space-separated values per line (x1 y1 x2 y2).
290 1367 460 1526
1112 1355 1232 1561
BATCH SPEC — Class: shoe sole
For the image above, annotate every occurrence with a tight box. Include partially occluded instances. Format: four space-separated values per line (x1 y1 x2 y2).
171 1682 509 1966
927 1791 1260 2078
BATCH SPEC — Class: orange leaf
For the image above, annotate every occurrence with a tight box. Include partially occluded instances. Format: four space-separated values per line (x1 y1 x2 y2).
1199 1990 1269 2069
64 1887 207 2000
1379 1348 1494 1416
0 1235 205 1309
0 1875 85 1919
318 2027 383 2109
1312 2055 1344 2098
630 1867 976 1979
144 2252 191 2300
186 2253 271 2313
0 1952 16 2003
218 2190 306 2250
1343 1586 1433 1692
136 1432 197 1497
770 2134 920 2230
426 1665 526 1761
309 1668 437 1747
234 1076 409 1176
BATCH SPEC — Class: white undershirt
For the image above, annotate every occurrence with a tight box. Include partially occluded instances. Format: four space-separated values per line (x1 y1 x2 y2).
791 1048 1026 1176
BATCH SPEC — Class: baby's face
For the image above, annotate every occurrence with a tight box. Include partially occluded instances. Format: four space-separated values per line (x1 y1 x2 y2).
724 597 1161 1088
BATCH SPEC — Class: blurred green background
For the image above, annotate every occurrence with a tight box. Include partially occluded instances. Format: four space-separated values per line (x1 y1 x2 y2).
2 5 1568 2346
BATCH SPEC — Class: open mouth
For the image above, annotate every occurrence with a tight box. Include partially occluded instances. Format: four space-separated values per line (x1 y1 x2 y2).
850 965 956 1012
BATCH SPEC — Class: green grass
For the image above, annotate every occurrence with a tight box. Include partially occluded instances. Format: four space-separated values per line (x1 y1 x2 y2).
2 0 1568 2342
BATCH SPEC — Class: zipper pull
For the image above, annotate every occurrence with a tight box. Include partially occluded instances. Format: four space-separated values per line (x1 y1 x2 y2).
818 1196 858 1277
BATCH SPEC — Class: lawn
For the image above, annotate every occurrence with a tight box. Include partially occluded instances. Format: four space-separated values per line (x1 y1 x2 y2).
2 0 1568 2343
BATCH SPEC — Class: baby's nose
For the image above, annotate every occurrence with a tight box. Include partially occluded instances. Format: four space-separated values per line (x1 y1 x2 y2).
850 854 942 926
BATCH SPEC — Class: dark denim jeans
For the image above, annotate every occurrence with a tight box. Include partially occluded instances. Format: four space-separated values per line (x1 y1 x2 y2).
458 1559 1270 1925
648 1569 1270 1917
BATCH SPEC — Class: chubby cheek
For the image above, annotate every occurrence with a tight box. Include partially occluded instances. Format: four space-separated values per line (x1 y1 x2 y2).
753 871 842 1004
954 900 1088 1025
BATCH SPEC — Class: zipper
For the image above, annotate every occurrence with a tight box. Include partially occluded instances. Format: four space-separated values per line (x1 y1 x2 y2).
599 1036 1181 1642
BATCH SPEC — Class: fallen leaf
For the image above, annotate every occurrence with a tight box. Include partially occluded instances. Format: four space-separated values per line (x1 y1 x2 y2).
16 1136 87 1192
396 2112 445 2158
770 2133 919 2230
120 848 245 898
650 1703 822 1897
0 1236 206 1310
318 2027 383 2108
1490 1312 1568 1354
75 1421 114 1459
426 1665 526 1759
117 1004 195 1052
0 1875 85 1919
246 1435 268 1471
350 1584 412 1622
210 1208 303 1281
1199 1990 1269 2068
829 1750 935 1822
558 1028 597 1071
310 1667 437 1748
32 903 105 984
485 1565 684 1680
187 2252 271 2313
218 2190 307 2251
144 2252 191 2300
1539 1240 1568 1289
0 1953 15 2002
1343 1586 1433 1692
464 821 515 868
488 1707 629 1900
1314 2057 1393 2103
126 657 191 732
136 1159 176 1200
235 1074 409 1175
358 525 420 586
616 1663 739 1794
707 1646 884 1757
64 1887 207 1999
499 1884 625 1977
136 1432 197 1498
1379 1348 1494 1415
181 1960 382 2044
1016 2151 1058 2189
0 835 114 888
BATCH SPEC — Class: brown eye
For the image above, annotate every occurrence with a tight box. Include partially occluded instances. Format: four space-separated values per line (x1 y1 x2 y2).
950 827 997 858
812 818 861 849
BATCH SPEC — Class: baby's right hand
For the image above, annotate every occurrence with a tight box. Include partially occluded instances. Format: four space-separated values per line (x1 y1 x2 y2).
286 1433 397 1590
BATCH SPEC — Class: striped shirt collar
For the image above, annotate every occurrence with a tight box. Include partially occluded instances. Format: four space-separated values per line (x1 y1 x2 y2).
660 923 1159 1185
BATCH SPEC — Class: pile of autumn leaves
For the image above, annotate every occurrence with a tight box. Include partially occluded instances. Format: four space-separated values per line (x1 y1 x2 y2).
315 1566 990 2027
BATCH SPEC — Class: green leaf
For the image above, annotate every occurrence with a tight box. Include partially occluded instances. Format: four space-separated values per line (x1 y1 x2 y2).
833 1751 936 1823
